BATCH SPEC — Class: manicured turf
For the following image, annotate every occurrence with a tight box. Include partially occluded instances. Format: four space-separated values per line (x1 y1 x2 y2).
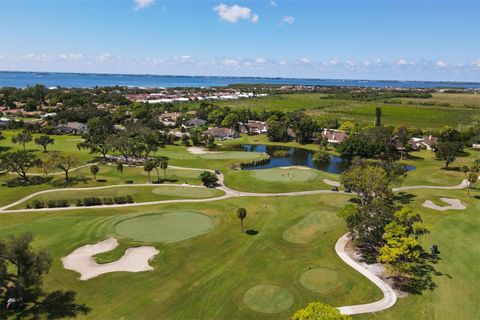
299 268 343 294
251 167 318 182
283 211 338 244
242 284 295 313
0 194 382 319
115 211 215 243
10 186 224 209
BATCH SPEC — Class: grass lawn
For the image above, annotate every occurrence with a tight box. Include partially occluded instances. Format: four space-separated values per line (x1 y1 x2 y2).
184 93 479 129
0 194 383 319
8 185 224 210
359 187 480 320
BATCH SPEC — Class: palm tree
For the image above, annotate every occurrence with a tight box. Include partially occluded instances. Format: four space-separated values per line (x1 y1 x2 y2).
117 162 123 176
90 165 99 181
144 159 156 183
236 208 247 233
159 158 168 180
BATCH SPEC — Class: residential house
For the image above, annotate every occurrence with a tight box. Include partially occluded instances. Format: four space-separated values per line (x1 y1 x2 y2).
160 112 181 127
205 127 239 140
409 135 438 150
56 122 89 135
322 129 347 144
183 118 207 128
241 121 268 135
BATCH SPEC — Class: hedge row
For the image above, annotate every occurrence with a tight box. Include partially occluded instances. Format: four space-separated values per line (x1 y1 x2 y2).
26 195 135 209
76 195 134 207
26 199 69 209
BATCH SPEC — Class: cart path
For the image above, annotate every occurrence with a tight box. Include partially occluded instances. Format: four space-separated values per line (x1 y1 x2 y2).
335 233 397 315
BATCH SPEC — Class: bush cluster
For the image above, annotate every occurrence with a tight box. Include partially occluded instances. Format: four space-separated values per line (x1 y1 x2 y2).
26 199 69 209
76 195 134 207
236 155 271 169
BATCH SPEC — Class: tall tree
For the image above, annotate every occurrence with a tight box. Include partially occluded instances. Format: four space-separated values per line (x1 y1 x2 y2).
77 117 115 161
43 152 78 182
117 162 123 176
0 233 90 318
434 141 463 169
143 159 156 183
375 107 382 127
0 151 41 181
34 135 55 152
466 172 478 197
236 208 247 233
199 171 218 187
395 126 410 160
90 164 99 181
11 130 32 152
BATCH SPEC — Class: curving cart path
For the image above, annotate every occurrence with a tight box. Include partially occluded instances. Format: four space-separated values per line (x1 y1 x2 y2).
0 168 475 315
335 234 397 315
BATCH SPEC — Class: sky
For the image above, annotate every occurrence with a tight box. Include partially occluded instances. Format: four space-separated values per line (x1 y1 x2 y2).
0 0 479 81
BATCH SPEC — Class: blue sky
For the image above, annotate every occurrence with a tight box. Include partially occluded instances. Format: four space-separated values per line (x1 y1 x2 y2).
0 0 479 81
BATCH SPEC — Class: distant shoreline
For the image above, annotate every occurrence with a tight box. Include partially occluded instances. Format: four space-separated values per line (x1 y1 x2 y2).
1 71 479 89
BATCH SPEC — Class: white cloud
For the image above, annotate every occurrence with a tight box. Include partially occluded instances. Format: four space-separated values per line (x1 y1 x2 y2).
134 0 154 10
397 59 408 65
223 59 239 66
282 16 295 25
255 57 266 64
278 60 287 66
59 53 83 61
299 58 311 64
345 60 355 67
325 59 339 65
174 55 192 63
213 4 259 23
436 60 447 68
269 0 277 7
472 60 480 68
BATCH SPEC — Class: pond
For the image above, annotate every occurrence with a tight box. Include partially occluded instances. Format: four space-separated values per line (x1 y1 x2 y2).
240 144 416 174
240 144 350 174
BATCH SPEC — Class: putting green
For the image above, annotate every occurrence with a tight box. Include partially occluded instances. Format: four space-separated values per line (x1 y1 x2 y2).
299 268 343 294
251 168 317 182
115 211 214 243
151 187 220 198
242 284 295 313
283 211 338 244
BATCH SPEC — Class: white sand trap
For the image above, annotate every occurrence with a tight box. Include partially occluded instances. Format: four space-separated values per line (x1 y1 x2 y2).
279 166 311 170
187 147 221 154
323 179 341 187
62 238 159 281
422 198 466 211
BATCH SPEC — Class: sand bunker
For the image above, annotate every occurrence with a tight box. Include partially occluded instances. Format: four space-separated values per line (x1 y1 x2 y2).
187 147 220 154
422 198 466 211
323 179 340 187
62 238 159 281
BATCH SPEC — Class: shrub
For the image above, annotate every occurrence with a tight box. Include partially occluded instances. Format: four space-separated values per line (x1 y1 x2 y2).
102 197 114 205
57 199 69 207
83 197 103 206
125 195 134 203
32 200 45 209
47 200 57 208
76 199 84 207
26 202 32 209
113 196 126 204
313 151 331 164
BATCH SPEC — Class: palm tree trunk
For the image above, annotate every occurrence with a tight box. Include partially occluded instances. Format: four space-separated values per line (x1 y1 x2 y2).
240 219 244 233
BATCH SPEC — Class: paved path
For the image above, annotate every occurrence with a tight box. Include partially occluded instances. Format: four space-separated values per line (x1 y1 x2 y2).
335 234 397 315
0 166 474 315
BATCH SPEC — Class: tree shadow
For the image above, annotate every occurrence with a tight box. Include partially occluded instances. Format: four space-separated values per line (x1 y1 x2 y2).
14 290 90 320
393 192 417 205
3 176 53 188
392 251 441 295
51 176 88 188
440 166 461 172
245 229 259 236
